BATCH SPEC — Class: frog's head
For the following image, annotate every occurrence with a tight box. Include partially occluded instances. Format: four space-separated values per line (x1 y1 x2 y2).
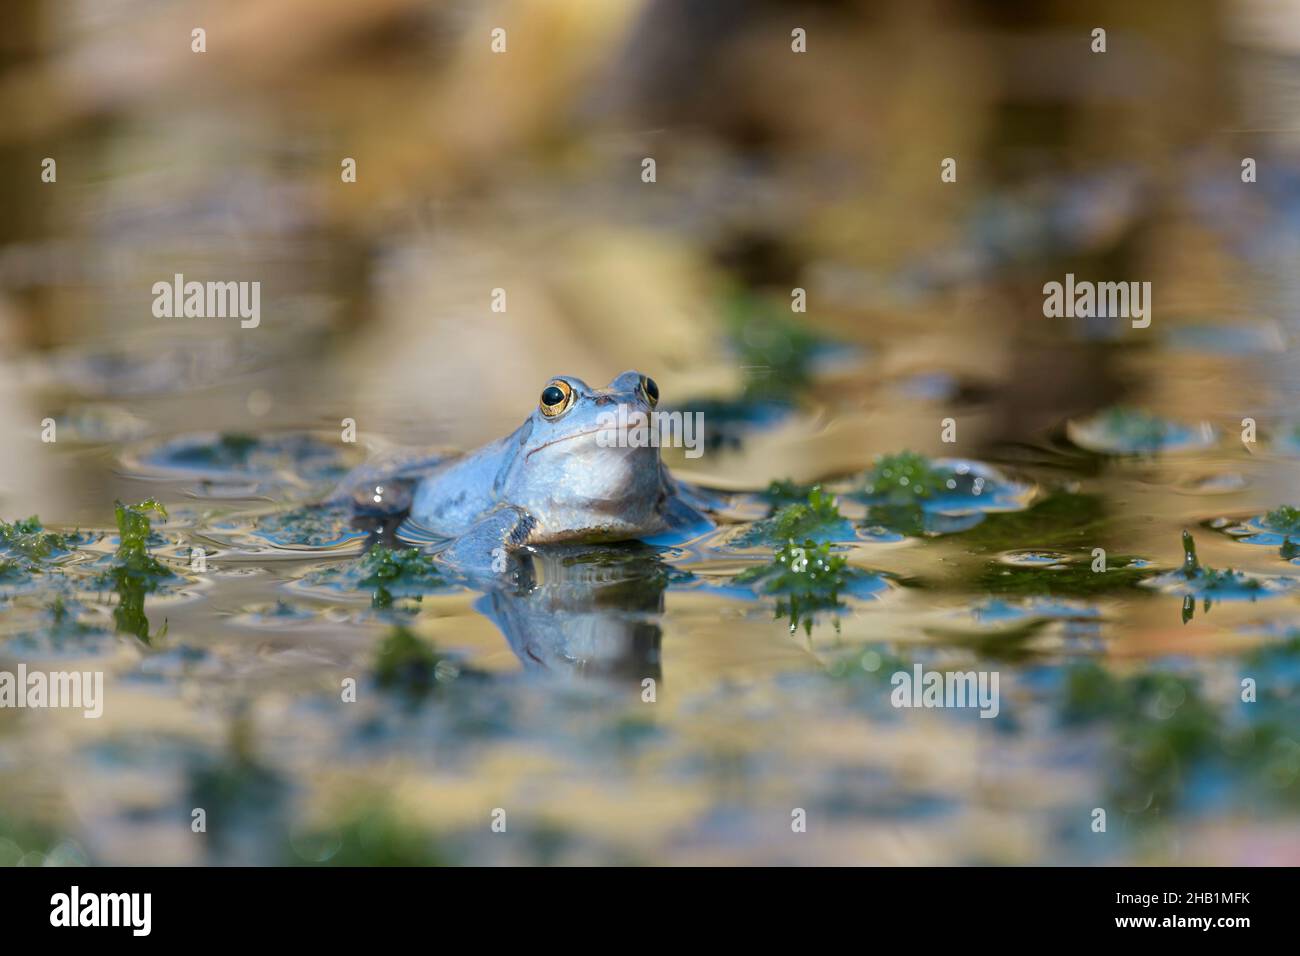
503 370 667 541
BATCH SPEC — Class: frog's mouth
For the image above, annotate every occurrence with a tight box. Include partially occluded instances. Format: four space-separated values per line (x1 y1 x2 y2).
526 425 648 460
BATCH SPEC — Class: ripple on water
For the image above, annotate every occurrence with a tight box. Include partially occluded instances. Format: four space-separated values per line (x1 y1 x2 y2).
120 431 358 491
227 600 324 630
202 505 371 558
1213 507 1300 566
1066 407 1216 455
999 550 1071 568
285 546 460 607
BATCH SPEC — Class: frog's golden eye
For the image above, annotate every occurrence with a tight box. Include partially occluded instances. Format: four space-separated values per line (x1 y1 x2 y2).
539 379 575 418
639 375 659 408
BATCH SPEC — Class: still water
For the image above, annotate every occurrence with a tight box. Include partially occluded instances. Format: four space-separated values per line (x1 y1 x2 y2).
3 0 1300 864
3 215 1300 864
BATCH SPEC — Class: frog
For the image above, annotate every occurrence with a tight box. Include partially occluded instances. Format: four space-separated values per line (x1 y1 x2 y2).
328 371 714 571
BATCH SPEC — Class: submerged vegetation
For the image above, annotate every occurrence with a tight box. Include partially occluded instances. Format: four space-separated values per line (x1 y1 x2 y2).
373 624 475 702
1062 659 1300 812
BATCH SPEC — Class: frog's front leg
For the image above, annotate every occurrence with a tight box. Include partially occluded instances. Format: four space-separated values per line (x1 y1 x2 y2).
435 505 537 576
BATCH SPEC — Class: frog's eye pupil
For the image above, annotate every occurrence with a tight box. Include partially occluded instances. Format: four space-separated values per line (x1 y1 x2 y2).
541 385 565 407
641 376 659 406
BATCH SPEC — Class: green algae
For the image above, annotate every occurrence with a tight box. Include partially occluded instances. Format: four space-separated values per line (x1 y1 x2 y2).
736 486 854 546
1068 407 1215 456
0 558 41 583
735 538 853 635
171 432 259 467
761 478 821 507
975 556 1150 597
374 624 453 700
294 543 450 609
358 545 442 589
1094 407 1170 452
1179 529 1261 592
861 451 955 503
0 516 74 562
724 290 826 400
956 492 1109 552
768 487 845 539
252 503 364 548
1262 505 1300 536
1061 662 1300 813
288 802 452 866
97 498 175 643
358 545 445 609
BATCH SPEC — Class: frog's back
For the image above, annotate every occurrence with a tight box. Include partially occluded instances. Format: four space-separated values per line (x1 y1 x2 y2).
410 435 512 537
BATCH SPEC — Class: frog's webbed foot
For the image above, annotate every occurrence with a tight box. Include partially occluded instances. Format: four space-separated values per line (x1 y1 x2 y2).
436 506 537 577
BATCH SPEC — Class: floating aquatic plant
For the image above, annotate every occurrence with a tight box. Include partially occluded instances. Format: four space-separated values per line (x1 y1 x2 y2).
849 453 1027 522
1262 506 1300 536
1066 406 1215 455
358 545 445 608
1211 505 1300 560
975 554 1151 598
761 479 821 507
246 503 368 550
95 498 175 643
358 545 440 586
133 431 350 483
734 536 890 635
731 486 855 547
860 451 955 503
171 432 258 467
292 543 451 609
0 516 74 562
1140 530 1289 622
735 538 851 635
1177 530 1261 592
768 488 844 539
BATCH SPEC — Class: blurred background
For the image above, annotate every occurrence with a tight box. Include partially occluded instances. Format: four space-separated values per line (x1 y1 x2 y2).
2 0 1300 866
3 0 1292 509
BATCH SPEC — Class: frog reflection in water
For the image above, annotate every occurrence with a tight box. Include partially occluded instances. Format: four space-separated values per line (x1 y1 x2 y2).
332 371 714 571
478 543 671 680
